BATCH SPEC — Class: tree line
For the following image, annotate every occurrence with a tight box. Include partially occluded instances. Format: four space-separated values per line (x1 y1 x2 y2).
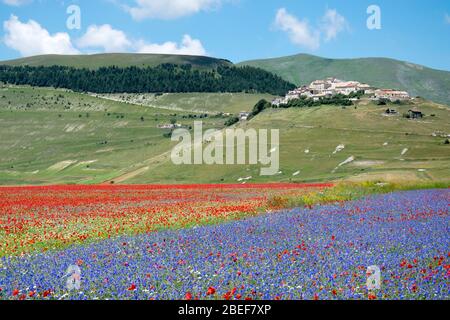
249 94 356 118
277 94 355 108
0 64 295 96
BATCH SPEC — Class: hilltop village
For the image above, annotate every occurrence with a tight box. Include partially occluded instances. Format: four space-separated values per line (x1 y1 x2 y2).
272 78 411 107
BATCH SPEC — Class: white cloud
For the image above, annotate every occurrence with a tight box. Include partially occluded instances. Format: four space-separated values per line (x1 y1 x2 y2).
321 9 348 41
76 24 132 52
2 0 31 6
274 8 320 50
126 0 221 20
445 13 450 25
3 15 79 56
76 23 207 56
136 35 206 56
274 8 348 50
2 15 207 57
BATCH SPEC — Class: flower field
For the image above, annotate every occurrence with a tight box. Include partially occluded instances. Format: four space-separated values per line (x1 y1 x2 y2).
0 183 331 257
0 186 448 300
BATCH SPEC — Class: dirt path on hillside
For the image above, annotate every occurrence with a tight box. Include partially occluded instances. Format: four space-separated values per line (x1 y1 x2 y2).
94 94 211 114
103 166 150 184
102 150 172 184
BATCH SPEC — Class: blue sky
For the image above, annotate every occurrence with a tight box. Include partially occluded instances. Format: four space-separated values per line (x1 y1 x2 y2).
1 0 449 70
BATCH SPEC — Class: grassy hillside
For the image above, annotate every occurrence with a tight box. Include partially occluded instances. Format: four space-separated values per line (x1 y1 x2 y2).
239 54 450 105
1 85 448 185
0 53 232 70
95 92 275 114
0 86 251 185
124 100 450 184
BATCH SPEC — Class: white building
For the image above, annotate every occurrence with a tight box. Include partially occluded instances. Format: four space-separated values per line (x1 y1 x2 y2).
239 111 251 121
375 89 410 101
272 77 409 106
310 80 331 91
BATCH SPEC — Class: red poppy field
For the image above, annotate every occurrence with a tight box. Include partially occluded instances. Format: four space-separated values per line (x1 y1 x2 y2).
0 183 332 257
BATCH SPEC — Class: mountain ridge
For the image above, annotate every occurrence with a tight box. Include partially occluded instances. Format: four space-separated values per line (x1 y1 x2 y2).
0 53 233 70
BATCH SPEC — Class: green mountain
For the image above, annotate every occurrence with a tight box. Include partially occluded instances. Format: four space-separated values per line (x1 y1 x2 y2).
238 54 450 105
0 53 233 70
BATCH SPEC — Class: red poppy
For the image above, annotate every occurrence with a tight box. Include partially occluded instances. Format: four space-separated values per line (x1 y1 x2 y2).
223 292 232 300
12 289 19 296
206 287 216 295
185 292 193 300
127 284 137 291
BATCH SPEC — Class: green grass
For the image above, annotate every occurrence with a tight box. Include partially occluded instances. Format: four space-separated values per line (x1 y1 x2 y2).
0 53 232 70
238 53 450 106
125 100 450 184
265 180 450 211
0 85 449 185
96 92 276 114
0 86 237 185
0 86 270 185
